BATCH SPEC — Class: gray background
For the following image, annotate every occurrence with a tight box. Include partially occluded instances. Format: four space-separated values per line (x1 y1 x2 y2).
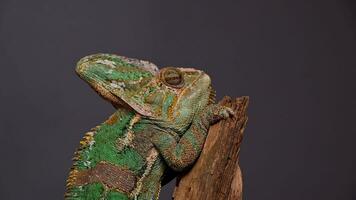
0 0 355 199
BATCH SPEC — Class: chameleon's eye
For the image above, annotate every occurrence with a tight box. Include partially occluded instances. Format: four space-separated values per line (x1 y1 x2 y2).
160 67 184 88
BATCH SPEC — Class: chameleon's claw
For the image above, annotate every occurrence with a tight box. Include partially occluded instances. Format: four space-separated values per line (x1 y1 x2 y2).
220 107 235 119
226 107 235 117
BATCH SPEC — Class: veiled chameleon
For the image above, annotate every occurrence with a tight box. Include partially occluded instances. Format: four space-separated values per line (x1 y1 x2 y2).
65 54 233 200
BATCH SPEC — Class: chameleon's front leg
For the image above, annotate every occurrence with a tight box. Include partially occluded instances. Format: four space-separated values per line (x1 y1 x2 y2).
134 158 166 200
151 104 234 171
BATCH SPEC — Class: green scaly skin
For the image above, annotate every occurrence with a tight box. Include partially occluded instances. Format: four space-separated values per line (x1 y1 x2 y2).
65 54 234 200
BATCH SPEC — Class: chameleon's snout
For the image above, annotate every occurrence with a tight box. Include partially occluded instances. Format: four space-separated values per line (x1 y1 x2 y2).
74 53 157 116
75 55 96 79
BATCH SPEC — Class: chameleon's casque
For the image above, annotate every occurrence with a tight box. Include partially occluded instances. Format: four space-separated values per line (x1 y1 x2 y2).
66 54 233 200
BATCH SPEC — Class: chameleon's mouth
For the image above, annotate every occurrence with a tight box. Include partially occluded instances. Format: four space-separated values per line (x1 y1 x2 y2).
88 81 127 108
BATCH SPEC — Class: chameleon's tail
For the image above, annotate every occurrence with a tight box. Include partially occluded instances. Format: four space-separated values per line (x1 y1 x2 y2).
64 183 106 200
65 183 130 200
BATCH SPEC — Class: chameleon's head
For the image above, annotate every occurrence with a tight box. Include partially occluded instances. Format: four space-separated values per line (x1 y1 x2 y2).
76 54 215 128
145 67 214 130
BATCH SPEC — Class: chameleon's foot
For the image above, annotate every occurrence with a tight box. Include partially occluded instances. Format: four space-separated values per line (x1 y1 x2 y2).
218 106 235 119
208 105 235 124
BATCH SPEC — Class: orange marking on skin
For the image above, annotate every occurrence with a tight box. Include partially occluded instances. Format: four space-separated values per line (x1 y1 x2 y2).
105 113 119 125
168 95 178 120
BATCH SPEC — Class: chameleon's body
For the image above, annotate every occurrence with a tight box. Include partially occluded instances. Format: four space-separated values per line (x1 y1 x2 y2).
65 54 233 200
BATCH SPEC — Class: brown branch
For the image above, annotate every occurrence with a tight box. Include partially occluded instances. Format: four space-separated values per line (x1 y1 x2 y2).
172 96 249 200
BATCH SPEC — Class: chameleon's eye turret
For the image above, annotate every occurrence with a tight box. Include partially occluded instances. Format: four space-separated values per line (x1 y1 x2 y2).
160 67 184 88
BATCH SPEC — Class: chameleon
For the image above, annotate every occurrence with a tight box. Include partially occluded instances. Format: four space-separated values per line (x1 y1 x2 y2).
65 53 234 200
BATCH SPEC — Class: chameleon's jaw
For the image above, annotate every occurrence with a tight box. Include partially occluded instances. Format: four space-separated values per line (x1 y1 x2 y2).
76 60 115 104
89 81 127 108
75 58 133 109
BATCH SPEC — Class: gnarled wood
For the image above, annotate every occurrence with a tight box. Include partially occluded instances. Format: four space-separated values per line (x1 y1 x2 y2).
173 96 249 200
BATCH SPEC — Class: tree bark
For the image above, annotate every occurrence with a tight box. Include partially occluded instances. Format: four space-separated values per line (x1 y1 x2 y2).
172 96 249 200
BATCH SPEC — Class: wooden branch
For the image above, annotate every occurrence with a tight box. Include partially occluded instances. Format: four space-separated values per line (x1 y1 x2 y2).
173 96 249 200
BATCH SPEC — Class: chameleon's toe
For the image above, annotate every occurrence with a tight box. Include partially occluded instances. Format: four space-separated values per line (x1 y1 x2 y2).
226 107 235 117
219 106 235 119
